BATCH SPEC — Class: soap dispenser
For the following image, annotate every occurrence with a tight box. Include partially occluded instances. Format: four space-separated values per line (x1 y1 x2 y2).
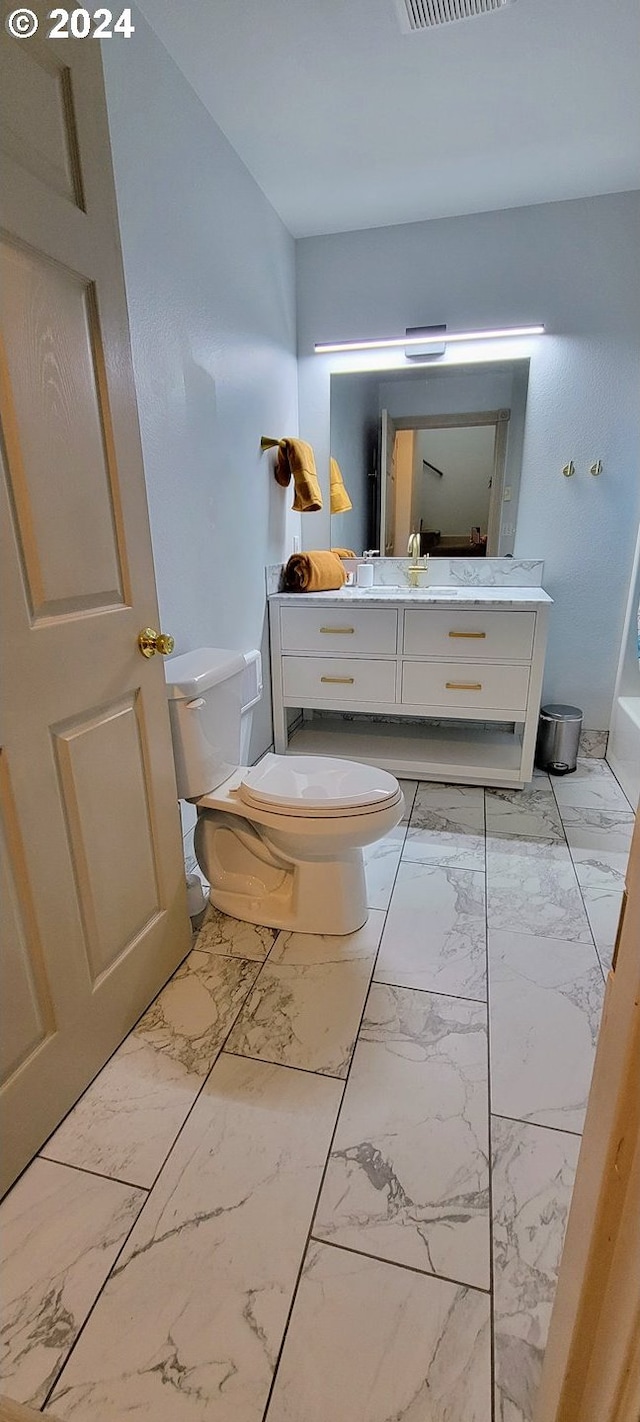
356 554 375 589
355 549 378 588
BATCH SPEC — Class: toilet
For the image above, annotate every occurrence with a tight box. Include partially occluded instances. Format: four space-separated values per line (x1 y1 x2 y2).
165 647 404 935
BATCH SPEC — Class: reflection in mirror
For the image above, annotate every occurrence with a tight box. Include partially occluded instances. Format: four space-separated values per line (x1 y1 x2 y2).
383 411 509 558
329 360 530 557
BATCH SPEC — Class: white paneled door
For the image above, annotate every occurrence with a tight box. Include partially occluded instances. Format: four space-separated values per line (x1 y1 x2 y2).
0 33 190 1195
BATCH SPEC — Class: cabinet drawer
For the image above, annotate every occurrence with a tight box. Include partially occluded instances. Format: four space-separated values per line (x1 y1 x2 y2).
402 660 530 712
280 606 398 654
283 656 397 704
403 609 535 660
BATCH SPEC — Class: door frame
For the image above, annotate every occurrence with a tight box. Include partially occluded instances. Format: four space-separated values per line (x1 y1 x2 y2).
536 810 640 1422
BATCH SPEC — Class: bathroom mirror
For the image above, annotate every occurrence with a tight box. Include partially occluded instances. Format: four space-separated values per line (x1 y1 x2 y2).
329 359 530 557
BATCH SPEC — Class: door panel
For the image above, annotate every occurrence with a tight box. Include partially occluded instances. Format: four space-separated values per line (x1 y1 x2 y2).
53 696 162 982
2 243 127 616
0 753 55 1082
0 35 190 1195
0 36 84 207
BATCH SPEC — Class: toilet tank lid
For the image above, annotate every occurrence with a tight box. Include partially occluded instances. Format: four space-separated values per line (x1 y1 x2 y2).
164 647 246 699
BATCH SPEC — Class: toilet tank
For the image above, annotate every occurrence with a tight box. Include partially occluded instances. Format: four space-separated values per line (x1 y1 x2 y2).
165 647 247 799
239 647 263 763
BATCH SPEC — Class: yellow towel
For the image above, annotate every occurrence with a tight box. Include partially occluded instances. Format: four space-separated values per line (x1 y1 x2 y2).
275 439 323 512
331 547 357 559
329 457 352 514
284 551 347 592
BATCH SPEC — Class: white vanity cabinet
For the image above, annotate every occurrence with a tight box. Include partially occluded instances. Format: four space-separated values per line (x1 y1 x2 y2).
268 588 551 788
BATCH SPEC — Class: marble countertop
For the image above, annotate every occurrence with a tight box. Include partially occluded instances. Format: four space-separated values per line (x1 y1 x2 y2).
269 585 553 609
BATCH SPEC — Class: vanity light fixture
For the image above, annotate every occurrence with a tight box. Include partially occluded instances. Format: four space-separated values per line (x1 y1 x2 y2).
314 324 545 355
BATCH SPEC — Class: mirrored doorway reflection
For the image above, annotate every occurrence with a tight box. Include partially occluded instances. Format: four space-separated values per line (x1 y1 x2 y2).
382 411 509 558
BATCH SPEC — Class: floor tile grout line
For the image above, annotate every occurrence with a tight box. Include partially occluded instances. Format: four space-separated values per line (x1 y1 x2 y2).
560 806 628 984
39 938 276 1412
257 1066 354 1417
484 921 601 951
36 1155 150 1195
491 1110 584 1140
309 1235 491 1296
549 777 610 985
483 790 497 1422
593 944 614 982
39 1182 148 1413
371 976 486 1006
190 945 273 964
400 853 486 874
258 809 412 1422
401 779 418 823
222 1048 346 1081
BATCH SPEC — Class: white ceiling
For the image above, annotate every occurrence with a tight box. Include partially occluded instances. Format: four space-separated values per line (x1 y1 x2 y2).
136 0 640 238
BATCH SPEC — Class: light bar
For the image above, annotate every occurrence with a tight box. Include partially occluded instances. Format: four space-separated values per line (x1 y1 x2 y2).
314 324 545 354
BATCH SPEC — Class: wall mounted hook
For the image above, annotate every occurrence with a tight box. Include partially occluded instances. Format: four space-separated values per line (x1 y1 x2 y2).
562 461 575 478
589 460 603 476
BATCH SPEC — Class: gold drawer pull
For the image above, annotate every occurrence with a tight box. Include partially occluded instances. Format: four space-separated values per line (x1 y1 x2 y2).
448 630 487 639
321 675 355 684
320 626 355 634
445 681 483 691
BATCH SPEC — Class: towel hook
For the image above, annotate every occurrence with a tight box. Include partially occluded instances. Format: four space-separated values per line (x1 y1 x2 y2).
260 436 281 451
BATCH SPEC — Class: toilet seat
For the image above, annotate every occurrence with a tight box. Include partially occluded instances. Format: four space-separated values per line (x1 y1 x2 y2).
238 753 402 819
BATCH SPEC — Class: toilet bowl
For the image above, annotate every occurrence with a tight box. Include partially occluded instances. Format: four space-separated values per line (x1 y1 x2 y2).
165 648 404 935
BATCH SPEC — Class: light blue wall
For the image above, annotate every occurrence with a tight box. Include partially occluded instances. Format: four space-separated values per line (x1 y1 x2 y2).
102 14 300 767
296 193 640 727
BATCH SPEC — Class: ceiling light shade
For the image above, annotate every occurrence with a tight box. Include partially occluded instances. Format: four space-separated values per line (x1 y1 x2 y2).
314 325 545 355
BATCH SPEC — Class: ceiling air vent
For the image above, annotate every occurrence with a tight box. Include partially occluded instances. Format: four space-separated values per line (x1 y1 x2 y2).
396 0 517 30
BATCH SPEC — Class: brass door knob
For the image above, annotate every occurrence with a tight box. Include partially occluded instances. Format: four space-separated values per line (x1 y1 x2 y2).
138 627 175 659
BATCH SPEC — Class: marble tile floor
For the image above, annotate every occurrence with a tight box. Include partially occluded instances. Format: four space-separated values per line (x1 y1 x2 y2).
0 764 633 1422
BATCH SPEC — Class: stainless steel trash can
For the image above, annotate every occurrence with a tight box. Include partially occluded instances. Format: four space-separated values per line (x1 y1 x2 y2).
536 704 583 775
